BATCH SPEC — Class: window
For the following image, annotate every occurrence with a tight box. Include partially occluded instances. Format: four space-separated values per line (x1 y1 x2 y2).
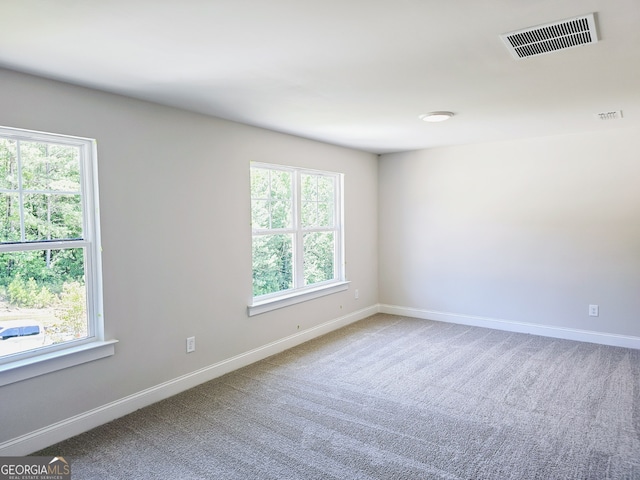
249 163 347 315
0 126 113 385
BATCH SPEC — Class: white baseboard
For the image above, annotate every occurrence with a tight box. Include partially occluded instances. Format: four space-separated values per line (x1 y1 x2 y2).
379 304 640 349
8 302 634 455
0 304 378 456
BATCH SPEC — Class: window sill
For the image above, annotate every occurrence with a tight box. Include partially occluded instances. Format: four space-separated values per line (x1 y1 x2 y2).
248 281 350 317
0 339 118 387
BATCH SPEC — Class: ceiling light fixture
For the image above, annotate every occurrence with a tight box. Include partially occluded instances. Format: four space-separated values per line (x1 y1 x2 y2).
419 111 454 122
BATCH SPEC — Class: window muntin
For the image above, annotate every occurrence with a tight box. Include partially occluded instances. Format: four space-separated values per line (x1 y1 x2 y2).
0 126 102 363
251 163 343 300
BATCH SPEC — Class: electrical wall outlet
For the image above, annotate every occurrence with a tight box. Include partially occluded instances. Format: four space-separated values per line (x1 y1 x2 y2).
186 336 196 353
589 305 599 317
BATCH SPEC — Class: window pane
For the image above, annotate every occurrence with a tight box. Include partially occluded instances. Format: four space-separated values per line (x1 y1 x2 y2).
20 141 81 192
317 201 334 227
0 193 21 242
270 200 291 229
301 174 334 228
269 171 292 229
24 193 83 241
270 170 291 200
251 199 270 229
301 201 316 227
318 176 335 203
303 232 335 285
302 199 333 228
250 168 270 199
301 174 316 201
251 167 292 230
0 139 18 190
252 234 293 296
0 248 87 357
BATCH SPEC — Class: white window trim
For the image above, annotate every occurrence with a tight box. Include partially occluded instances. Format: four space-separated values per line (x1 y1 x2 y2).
0 125 115 386
248 280 350 316
0 340 117 387
249 163 346 315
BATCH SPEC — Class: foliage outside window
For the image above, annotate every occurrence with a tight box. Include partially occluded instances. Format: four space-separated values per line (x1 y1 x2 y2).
0 126 102 363
251 163 344 301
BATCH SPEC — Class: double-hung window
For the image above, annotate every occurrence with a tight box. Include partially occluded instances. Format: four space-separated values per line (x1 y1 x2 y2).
249 163 347 315
0 126 112 385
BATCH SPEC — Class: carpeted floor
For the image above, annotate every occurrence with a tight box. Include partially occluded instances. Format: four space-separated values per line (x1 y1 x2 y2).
37 314 640 479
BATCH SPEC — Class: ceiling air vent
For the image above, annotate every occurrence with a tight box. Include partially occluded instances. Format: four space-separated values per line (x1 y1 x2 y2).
500 13 598 59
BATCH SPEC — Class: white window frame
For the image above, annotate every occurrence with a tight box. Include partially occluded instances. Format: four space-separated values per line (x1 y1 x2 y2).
248 163 348 316
0 126 116 387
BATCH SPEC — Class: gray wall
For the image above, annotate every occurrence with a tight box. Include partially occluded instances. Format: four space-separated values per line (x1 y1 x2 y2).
379 129 640 338
0 68 378 446
2 64 639 452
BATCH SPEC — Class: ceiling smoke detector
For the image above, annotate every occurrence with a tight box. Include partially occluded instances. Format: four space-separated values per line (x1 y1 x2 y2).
500 13 598 59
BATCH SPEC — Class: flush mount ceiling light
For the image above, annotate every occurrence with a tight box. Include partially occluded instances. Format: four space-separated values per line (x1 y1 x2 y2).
419 111 454 122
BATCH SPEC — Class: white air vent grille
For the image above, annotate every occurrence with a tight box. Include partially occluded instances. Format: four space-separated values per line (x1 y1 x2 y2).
501 13 598 59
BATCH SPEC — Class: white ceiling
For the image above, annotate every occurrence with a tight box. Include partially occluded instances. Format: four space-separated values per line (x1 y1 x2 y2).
0 0 639 154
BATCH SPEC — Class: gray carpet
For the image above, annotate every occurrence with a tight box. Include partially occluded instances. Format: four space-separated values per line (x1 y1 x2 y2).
37 314 640 479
